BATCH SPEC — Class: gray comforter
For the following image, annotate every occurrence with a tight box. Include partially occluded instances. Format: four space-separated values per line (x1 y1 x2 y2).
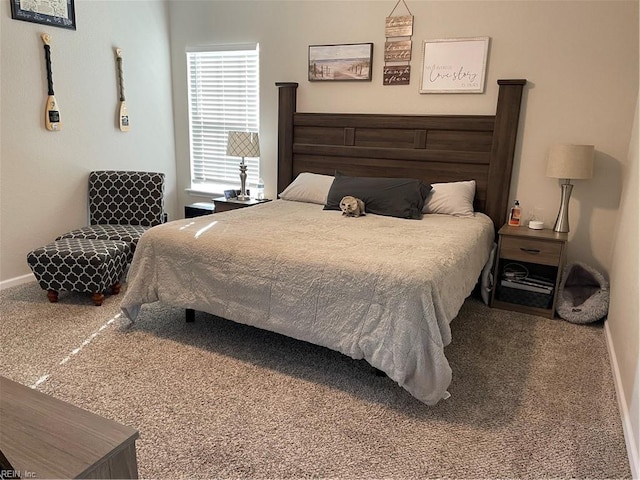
121 200 494 405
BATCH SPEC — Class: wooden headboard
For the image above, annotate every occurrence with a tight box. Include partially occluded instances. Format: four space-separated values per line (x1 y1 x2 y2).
276 79 526 230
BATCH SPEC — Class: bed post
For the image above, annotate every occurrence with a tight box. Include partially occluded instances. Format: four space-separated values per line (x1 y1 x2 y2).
276 82 298 194
487 79 527 230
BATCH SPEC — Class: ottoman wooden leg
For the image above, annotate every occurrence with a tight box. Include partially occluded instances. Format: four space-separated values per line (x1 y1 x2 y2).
47 290 59 303
91 292 105 306
111 282 121 295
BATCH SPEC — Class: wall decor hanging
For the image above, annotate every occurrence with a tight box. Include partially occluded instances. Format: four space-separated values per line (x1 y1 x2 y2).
41 33 61 131
308 43 373 82
383 0 413 86
115 48 130 132
419 37 490 93
11 0 76 30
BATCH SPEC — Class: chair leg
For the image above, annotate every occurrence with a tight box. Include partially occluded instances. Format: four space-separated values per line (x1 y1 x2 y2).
92 292 104 306
111 282 121 295
47 290 59 303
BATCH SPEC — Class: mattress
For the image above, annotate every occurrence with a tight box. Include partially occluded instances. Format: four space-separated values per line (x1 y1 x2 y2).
121 199 494 405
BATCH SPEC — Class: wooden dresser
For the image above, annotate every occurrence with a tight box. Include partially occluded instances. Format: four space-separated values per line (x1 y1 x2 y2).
0 377 139 479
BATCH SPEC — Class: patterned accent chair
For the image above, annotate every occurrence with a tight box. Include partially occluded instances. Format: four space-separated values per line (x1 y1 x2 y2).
57 171 165 259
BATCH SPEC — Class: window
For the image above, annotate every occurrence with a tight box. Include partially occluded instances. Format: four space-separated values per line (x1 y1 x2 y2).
187 44 259 192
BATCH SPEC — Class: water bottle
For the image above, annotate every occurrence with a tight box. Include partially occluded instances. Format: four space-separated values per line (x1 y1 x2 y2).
256 178 265 200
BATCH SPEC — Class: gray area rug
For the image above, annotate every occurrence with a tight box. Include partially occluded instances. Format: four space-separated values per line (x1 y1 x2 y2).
0 282 630 479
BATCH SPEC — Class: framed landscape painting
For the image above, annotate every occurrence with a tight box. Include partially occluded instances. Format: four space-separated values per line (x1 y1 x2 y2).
308 43 373 82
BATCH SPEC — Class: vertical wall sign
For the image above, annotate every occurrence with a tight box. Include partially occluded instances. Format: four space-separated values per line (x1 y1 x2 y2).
383 0 413 86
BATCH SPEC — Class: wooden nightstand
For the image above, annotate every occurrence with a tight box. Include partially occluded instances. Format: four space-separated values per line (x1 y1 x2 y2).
490 225 568 319
184 202 215 218
212 196 271 213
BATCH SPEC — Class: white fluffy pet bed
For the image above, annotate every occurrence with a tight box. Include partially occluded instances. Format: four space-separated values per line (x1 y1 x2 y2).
556 262 609 324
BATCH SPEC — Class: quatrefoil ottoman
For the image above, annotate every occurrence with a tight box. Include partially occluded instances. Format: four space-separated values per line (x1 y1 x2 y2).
27 238 130 306
56 224 147 261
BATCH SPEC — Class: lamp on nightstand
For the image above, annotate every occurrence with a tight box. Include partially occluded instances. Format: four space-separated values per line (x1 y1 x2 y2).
546 144 594 233
226 131 260 201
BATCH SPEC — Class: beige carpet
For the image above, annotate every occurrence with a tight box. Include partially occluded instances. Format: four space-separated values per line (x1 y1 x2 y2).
0 282 631 479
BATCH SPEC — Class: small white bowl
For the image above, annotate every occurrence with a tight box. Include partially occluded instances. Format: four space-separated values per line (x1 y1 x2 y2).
528 220 544 230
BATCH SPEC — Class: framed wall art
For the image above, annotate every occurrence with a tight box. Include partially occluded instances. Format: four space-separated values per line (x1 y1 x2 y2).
10 0 76 30
308 43 373 82
419 37 489 93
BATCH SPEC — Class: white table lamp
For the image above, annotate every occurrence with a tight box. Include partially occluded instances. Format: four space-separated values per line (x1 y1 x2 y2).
545 144 594 233
226 131 260 201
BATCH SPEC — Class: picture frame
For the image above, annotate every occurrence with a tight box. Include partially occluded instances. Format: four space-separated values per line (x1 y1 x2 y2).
419 37 489 94
308 43 373 82
10 0 76 30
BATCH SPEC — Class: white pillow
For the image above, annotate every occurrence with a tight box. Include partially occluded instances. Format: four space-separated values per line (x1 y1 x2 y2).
278 172 335 205
422 180 476 217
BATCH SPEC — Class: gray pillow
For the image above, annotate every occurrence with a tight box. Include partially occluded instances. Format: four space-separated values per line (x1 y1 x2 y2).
324 172 432 219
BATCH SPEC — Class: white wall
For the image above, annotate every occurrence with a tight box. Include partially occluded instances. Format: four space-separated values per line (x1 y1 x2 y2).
0 0 177 284
607 96 639 477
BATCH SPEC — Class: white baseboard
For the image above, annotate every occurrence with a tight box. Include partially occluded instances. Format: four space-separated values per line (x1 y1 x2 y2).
604 320 639 479
0 273 36 290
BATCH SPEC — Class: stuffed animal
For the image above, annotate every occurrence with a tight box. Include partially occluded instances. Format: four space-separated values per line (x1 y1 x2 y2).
340 196 366 217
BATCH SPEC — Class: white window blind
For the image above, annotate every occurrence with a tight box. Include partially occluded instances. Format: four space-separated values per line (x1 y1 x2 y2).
187 45 259 190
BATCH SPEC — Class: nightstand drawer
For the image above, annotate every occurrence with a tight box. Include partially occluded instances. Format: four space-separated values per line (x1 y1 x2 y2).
500 236 562 266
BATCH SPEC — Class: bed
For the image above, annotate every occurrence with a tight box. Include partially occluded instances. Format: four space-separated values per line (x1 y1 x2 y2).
121 79 526 405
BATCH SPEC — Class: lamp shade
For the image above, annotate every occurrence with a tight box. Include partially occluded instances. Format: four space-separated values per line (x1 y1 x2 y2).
546 144 594 179
226 131 260 158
